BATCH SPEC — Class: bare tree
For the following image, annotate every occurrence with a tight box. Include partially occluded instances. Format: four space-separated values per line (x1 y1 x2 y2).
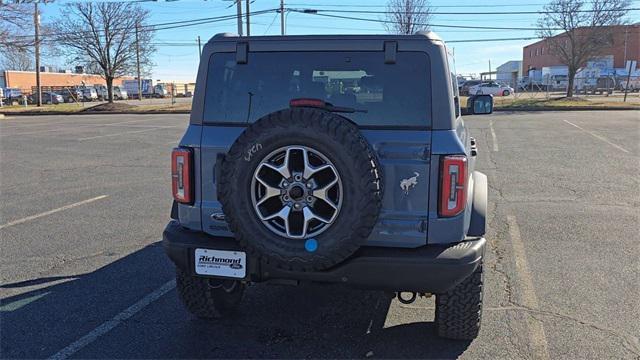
0 3 32 51
53 2 155 103
0 47 33 71
384 0 433 34
537 0 630 97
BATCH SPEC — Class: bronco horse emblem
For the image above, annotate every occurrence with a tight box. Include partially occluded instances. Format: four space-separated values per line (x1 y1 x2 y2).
400 172 420 195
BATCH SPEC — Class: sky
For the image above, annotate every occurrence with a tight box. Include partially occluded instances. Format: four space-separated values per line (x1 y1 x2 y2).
38 0 639 82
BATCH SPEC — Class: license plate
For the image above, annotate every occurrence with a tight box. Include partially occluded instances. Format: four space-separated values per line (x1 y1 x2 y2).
194 248 246 278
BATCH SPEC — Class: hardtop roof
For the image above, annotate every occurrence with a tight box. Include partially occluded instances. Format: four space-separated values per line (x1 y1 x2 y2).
207 32 444 44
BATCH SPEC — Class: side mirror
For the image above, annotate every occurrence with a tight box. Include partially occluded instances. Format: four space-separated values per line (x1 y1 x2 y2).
466 94 494 115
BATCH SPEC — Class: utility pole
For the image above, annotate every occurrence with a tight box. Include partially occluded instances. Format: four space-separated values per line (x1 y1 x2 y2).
236 0 243 36
623 27 629 66
135 23 142 101
280 0 285 35
197 36 202 57
245 0 250 36
34 2 42 107
488 59 491 81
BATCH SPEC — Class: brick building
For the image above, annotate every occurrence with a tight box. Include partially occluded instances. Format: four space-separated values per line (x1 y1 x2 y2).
0 70 133 94
522 24 640 76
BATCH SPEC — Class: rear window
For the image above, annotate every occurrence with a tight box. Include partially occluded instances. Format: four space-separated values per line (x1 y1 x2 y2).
203 51 430 127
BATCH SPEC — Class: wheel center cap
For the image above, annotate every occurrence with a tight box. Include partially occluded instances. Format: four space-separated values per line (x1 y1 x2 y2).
288 185 305 200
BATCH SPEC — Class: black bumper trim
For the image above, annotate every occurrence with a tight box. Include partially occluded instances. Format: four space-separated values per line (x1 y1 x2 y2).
163 221 485 293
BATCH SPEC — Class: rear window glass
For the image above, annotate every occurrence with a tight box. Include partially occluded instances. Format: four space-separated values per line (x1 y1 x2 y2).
203 51 430 127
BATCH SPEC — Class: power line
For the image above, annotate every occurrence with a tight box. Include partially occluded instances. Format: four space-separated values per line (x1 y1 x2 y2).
287 2 551 7
286 1 640 8
448 36 540 43
290 11 562 31
291 7 640 15
13 9 278 40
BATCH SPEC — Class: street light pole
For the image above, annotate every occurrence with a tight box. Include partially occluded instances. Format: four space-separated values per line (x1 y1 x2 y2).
236 0 243 36
280 0 285 35
135 23 142 101
245 0 250 36
34 2 42 107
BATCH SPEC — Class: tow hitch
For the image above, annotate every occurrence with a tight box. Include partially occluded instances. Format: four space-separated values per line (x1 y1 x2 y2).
396 292 432 304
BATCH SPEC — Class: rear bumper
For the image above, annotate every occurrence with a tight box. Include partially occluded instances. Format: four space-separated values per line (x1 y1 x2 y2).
163 220 485 293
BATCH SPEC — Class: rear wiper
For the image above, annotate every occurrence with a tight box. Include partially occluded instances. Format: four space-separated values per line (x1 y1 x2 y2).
289 98 368 113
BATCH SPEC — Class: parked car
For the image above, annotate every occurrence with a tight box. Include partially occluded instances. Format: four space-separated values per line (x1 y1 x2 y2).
29 91 64 105
60 88 84 103
82 87 98 101
3 88 24 105
164 32 492 340
113 86 128 100
618 78 639 92
459 79 482 95
469 81 514 96
93 85 129 100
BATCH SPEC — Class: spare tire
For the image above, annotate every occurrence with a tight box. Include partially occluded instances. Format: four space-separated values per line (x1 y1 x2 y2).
219 108 382 271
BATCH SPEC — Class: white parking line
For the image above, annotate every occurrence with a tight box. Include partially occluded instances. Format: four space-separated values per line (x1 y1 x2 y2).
489 119 499 151
77 126 176 141
507 215 550 360
563 120 630 154
0 195 108 230
0 122 51 129
1 118 174 137
47 280 176 360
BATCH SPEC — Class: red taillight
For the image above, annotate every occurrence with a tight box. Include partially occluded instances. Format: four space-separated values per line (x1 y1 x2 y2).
289 98 326 108
172 147 193 204
439 155 467 217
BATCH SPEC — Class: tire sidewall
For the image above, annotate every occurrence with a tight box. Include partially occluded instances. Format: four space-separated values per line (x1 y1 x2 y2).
220 109 380 270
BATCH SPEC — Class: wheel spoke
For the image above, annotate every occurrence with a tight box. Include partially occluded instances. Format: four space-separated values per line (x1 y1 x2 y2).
262 205 292 236
312 178 339 209
261 162 290 180
255 176 281 206
302 206 330 237
302 148 332 180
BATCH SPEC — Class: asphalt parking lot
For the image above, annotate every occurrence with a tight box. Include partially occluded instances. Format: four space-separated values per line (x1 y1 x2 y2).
0 111 638 359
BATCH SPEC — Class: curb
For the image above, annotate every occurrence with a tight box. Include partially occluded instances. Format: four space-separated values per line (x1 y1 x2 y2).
494 106 638 112
0 110 191 116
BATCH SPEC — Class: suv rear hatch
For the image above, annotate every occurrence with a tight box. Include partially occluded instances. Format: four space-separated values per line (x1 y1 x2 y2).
198 43 434 248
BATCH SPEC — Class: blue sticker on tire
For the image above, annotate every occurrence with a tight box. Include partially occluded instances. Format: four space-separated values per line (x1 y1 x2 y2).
305 239 318 252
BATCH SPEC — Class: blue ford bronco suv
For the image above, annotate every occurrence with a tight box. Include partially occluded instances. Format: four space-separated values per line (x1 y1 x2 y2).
163 32 493 340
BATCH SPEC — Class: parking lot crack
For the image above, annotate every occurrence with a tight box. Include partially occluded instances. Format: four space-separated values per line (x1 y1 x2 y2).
495 305 640 357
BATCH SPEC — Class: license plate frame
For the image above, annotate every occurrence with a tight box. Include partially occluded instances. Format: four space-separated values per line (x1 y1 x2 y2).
194 248 246 278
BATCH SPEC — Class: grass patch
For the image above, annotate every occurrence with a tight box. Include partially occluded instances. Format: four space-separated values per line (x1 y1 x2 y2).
460 96 639 109
81 102 138 112
0 103 92 113
134 102 191 112
0 101 191 114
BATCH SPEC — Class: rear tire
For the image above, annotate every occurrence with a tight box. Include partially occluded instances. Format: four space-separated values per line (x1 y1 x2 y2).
176 268 245 319
502 90 510 96
435 263 484 340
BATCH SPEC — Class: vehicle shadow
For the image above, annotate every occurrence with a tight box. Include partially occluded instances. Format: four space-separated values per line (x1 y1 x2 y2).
165 283 471 359
0 242 471 359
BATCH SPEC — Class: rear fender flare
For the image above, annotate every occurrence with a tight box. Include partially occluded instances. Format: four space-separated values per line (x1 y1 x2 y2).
468 171 487 237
